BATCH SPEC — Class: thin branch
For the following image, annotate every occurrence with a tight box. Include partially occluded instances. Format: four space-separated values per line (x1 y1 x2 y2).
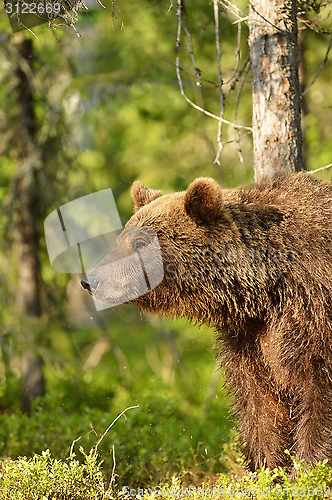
88 422 98 438
299 15 332 36
161 57 217 87
69 436 81 457
234 58 250 163
225 19 242 85
233 16 249 24
111 1 121 31
182 23 201 85
176 82 251 129
175 1 251 131
310 163 332 174
107 445 118 492
220 0 247 21
213 0 224 165
230 53 250 92
167 1 174 13
224 130 252 145
249 1 283 33
93 405 139 457
176 0 182 56
174 0 251 167
16 22 39 38
302 34 332 95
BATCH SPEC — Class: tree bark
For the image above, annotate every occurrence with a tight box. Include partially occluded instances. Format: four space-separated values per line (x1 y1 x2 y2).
13 34 45 413
249 0 304 182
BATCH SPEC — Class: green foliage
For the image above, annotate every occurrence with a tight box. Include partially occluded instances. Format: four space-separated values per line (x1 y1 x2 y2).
143 458 332 499
2 450 332 499
0 448 111 499
0 377 233 487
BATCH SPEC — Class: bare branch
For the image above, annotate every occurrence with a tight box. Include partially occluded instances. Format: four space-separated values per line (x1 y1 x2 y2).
89 422 98 437
224 130 252 145
310 163 332 174
235 58 250 163
16 22 39 39
299 7 332 36
111 1 121 31
175 0 251 131
93 405 139 457
107 445 118 492
230 54 250 92
182 23 201 86
69 436 81 457
161 57 218 87
302 34 332 95
220 0 247 21
225 20 242 85
213 0 224 165
233 16 249 24
249 1 283 33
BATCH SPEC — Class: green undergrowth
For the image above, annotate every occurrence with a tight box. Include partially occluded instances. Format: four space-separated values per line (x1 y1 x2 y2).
142 460 332 499
0 448 110 500
1 451 332 499
0 388 234 487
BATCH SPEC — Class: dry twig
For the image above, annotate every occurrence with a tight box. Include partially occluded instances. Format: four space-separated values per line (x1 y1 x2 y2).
182 23 201 86
93 405 139 458
225 20 242 85
310 162 332 174
69 436 81 457
220 0 247 22
175 0 251 131
213 0 224 165
234 58 250 163
107 445 118 492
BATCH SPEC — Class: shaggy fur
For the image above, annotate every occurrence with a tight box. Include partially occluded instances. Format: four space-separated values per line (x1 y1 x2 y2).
81 172 332 473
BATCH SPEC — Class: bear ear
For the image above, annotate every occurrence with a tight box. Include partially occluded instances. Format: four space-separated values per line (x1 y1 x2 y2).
131 181 163 212
184 177 223 225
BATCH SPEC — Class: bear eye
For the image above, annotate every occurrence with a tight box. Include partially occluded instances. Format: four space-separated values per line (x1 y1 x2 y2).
133 239 146 251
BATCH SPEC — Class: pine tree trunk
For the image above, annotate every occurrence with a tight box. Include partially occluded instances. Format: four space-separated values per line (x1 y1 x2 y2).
248 0 304 182
13 34 45 413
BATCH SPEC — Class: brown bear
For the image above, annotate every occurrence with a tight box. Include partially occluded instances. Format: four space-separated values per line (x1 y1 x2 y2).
81 172 332 474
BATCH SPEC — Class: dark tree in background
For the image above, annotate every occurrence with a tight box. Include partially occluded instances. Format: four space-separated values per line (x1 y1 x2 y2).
11 34 45 413
0 27 74 412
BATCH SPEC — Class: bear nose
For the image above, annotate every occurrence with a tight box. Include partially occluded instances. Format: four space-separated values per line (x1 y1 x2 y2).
81 276 99 293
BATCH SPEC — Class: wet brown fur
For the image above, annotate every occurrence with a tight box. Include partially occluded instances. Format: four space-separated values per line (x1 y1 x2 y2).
83 172 332 474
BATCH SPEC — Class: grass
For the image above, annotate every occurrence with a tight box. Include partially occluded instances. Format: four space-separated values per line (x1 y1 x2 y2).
0 388 235 487
2 447 332 499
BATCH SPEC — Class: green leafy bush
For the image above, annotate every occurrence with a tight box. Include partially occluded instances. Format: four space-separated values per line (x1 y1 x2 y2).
0 448 111 500
141 458 332 500
2 451 332 499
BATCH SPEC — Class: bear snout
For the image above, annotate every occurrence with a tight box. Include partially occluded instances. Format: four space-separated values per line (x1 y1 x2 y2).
81 276 100 294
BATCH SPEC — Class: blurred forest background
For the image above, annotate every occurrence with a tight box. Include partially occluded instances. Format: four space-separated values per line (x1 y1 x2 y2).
0 0 332 487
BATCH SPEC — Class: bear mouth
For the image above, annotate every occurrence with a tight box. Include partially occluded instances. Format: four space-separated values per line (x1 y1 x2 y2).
81 275 150 306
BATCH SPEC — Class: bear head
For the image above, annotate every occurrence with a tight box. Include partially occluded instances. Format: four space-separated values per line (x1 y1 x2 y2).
81 178 277 327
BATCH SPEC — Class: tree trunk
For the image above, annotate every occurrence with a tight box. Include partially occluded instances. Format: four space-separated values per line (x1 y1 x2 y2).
249 0 304 182
13 34 45 413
